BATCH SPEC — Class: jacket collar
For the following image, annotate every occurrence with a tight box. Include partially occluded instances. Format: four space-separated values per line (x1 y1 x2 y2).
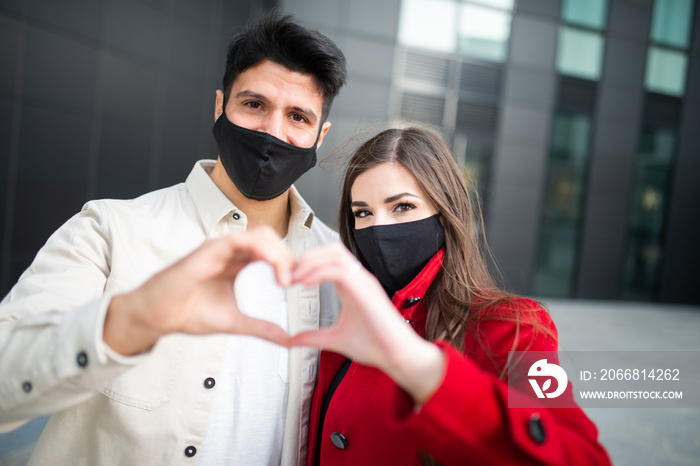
288 185 315 230
390 248 445 331
185 160 315 234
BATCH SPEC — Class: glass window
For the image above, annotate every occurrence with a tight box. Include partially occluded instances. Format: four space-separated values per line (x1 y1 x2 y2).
403 50 451 86
645 46 688 96
651 0 694 49
556 27 604 80
399 92 446 127
561 0 608 30
458 4 511 62
622 127 676 300
534 113 592 297
398 0 457 53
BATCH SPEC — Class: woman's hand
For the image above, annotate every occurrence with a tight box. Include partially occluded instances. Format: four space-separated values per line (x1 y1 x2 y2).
104 227 293 356
290 243 446 404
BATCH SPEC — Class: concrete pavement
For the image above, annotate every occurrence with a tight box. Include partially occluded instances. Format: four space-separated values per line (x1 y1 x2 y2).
1 299 699 465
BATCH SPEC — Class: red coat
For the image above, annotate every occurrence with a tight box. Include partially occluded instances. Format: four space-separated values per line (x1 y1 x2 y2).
307 250 612 465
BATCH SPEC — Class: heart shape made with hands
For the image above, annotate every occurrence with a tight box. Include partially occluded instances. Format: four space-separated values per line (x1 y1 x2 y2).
165 228 409 371
227 237 444 403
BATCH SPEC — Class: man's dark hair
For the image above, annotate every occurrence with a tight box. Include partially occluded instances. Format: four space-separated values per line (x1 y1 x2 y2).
223 11 347 123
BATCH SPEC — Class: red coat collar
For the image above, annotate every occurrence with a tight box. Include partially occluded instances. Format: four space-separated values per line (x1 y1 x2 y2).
390 248 444 333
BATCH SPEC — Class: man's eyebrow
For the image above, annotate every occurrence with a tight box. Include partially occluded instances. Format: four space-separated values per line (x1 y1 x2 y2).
234 90 270 103
233 90 319 123
384 192 419 203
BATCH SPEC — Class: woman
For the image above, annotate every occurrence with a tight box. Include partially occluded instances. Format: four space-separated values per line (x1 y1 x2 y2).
290 127 611 465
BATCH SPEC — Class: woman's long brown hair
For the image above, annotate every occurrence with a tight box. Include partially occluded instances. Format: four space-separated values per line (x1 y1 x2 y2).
339 126 553 362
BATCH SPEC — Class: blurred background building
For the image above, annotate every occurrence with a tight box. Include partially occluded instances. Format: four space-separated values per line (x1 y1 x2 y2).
1 0 699 304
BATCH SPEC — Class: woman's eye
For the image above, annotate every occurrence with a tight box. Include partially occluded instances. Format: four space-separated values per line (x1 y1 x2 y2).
394 203 416 213
353 209 371 218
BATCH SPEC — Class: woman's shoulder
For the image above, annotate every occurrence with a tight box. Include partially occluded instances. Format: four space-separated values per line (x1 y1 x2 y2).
467 296 558 352
475 296 550 322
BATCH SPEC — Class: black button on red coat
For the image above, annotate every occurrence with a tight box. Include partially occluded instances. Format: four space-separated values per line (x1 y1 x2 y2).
528 413 546 444
402 296 421 309
330 432 347 449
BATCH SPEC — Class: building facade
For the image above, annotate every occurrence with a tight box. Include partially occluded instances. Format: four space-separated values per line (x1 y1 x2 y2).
1 0 698 303
285 0 700 304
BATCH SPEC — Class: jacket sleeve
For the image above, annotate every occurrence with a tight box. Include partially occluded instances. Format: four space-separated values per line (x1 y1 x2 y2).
388 307 612 466
0 201 142 433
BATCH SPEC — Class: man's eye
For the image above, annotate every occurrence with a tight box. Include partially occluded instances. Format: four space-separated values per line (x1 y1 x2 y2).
291 113 308 123
246 101 261 109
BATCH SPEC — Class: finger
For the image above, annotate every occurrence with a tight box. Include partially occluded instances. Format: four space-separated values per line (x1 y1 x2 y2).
295 264 361 292
293 244 360 285
246 228 294 281
295 258 379 300
288 328 340 350
227 229 295 286
234 314 292 347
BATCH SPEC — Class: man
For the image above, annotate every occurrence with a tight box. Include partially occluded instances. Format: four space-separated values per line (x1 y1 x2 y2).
0 11 346 465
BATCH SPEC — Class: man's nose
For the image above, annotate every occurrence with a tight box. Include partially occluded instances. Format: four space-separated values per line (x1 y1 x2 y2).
258 113 285 142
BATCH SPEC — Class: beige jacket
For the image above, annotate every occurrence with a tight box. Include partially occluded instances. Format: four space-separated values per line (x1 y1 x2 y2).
0 160 340 465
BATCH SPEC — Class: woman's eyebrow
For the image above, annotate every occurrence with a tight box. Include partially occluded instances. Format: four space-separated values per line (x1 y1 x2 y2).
384 192 419 203
350 200 369 207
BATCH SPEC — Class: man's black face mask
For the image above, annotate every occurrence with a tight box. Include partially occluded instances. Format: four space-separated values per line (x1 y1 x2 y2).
212 112 318 201
353 214 446 296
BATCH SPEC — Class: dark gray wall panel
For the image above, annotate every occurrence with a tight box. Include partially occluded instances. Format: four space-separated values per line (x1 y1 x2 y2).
23 27 99 113
486 182 546 291
602 37 647 87
577 191 630 297
0 15 22 96
0 0 254 295
503 67 557 107
13 105 91 252
607 1 652 40
25 0 105 40
347 0 401 40
593 119 641 157
487 10 558 293
597 84 644 119
576 1 651 299
516 0 561 19
491 140 549 186
509 15 558 71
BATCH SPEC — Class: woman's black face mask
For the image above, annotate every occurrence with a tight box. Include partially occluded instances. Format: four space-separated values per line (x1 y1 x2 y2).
212 111 318 201
353 214 445 296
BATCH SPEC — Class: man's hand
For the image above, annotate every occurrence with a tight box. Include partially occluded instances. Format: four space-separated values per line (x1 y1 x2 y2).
103 227 294 355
